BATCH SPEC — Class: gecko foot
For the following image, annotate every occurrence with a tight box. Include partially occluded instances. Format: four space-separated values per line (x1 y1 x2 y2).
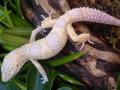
79 42 85 50
41 76 48 84
37 27 47 35
30 26 46 42
32 26 46 35
88 40 94 44
78 40 94 50
41 10 54 20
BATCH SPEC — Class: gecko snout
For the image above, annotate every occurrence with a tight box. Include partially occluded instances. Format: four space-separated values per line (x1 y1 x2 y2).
1 49 26 82
2 73 10 82
1 55 13 82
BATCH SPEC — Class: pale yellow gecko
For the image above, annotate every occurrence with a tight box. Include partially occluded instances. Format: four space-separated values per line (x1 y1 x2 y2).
1 7 120 84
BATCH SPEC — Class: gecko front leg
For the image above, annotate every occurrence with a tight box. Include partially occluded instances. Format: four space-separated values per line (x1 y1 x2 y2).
67 24 94 49
29 13 58 84
30 60 48 84
30 14 57 42
30 28 49 84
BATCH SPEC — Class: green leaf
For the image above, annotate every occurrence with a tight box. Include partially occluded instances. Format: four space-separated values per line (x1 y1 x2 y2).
47 52 85 67
27 63 44 90
0 53 7 58
0 25 5 31
0 81 20 90
0 33 29 46
56 83 81 90
57 87 72 90
43 69 58 90
2 44 17 51
0 61 2 67
8 0 16 10
4 27 32 37
4 2 13 27
15 62 30 80
10 14 31 27
0 4 31 28
8 0 23 18
14 80 27 90
58 73 84 86
14 0 23 18
0 6 13 28
0 6 11 22
117 75 120 90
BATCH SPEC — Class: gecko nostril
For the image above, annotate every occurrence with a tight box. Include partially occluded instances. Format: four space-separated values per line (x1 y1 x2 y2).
84 60 87 63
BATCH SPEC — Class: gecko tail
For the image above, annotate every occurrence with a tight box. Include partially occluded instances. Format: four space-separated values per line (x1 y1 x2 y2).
116 20 120 26
66 7 120 26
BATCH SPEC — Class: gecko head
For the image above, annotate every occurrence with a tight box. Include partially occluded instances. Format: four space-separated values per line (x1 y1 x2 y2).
1 49 27 82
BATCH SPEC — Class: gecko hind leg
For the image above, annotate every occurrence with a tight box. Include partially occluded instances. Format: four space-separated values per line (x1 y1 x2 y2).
31 60 48 84
40 11 57 28
41 10 53 20
67 24 94 50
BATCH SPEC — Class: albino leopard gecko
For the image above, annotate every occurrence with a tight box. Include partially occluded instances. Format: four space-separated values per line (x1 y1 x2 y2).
1 7 120 84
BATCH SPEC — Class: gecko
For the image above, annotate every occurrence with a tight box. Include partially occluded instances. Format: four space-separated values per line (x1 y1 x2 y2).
1 7 120 84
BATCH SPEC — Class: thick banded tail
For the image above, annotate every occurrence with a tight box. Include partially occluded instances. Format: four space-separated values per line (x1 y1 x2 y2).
66 7 120 26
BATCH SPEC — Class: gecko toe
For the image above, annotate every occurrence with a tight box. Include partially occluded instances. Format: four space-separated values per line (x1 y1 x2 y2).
88 40 94 44
41 76 48 84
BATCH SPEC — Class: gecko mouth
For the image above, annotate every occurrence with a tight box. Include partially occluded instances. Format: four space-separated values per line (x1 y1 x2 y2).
2 74 10 82
2 73 11 82
2 76 9 82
